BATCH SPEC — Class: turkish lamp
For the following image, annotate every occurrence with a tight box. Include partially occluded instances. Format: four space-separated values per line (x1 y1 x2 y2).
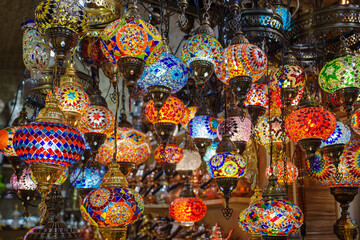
176 134 202 171
244 82 269 126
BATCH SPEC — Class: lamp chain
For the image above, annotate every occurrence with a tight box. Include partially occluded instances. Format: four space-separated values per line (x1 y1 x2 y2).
178 0 188 29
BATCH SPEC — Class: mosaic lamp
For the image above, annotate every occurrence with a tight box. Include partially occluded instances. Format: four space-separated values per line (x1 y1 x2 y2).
138 51 188 110
321 121 351 172
35 0 89 68
352 108 360 136
265 160 299 184
22 20 50 80
306 137 360 239
217 105 252 154
96 127 151 176
176 134 202 171
318 46 360 115
81 163 144 240
54 61 90 127
180 106 198 130
155 141 184 172
145 96 185 144
77 37 96 66
273 0 291 31
101 1 163 89
244 83 269 125
216 33 268 103
270 51 306 108
70 164 103 197
203 139 220 163
188 104 219 159
285 106 336 162
208 134 246 219
181 23 223 87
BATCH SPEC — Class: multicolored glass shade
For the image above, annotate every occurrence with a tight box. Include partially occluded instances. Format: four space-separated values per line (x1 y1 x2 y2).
203 141 219 162
284 107 336 142
78 105 114 136
188 116 219 141
91 38 108 67
0 127 19 157
181 34 223 68
180 106 197 130
265 161 299 184
54 85 90 117
274 5 291 30
169 197 207 224
244 83 269 108
351 109 360 135
271 65 306 91
81 187 144 227
24 226 44 240
254 114 287 145
96 127 151 165
22 20 50 79
321 121 351 148
138 52 188 93
216 44 268 83
217 116 252 142
10 168 37 191
101 18 163 65
155 143 184 164
319 55 360 94
208 152 247 178
70 166 103 189
35 0 89 36
13 122 86 167
78 37 96 66
176 149 202 171
239 199 304 236
145 96 185 124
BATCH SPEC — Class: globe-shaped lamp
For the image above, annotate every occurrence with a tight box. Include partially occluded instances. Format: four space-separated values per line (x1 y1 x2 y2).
155 143 183 172
169 197 207 226
265 160 298 184
244 83 269 125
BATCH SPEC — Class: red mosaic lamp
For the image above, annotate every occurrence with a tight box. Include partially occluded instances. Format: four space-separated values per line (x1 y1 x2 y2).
155 140 184 173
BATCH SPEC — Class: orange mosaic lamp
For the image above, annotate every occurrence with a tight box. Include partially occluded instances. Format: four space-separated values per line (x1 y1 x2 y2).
155 143 183 172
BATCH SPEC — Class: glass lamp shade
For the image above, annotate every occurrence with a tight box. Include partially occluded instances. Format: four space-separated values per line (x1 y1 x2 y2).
81 187 144 228
217 116 252 142
13 122 85 167
96 127 151 165
244 83 269 108
321 121 351 148
78 105 115 136
351 109 360 135
208 152 246 178
188 116 219 141
101 18 163 65
254 114 287 146
180 106 198 130
176 150 202 171
274 6 291 30
271 65 306 90
265 160 299 184
138 52 188 94
29 167 68 185
0 127 19 157
169 197 207 224
154 143 184 164
70 166 103 189
181 34 223 69
78 37 96 66
22 20 50 79
203 141 219 162
54 85 90 118
10 168 37 191
239 199 304 236
91 38 108 67
284 107 336 142
145 96 185 124
319 55 360 94
35 0 89 37
216 44 268 84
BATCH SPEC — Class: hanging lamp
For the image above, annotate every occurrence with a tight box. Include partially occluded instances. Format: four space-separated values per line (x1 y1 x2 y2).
244 82 269 126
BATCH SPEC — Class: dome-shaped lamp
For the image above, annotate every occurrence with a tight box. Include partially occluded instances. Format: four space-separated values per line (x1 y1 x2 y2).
155 141 184 173
35 0 89 68
319 44 360 116
244 83 269 126
101 1 163 90
181 22 223 87
285 106 336 163
208 134 246 219
96 127 151 176
265 160 299 185
145 96 185 144
271 51 306 108
81 163 144 240
216 32 268 103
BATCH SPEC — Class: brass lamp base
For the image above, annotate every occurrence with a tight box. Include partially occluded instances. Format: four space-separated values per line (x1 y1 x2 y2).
120 162 135 177
335 87 360 116
154 122 176 144
84 132 107 156
117 56 145 90
250 234 263 240
298 138 322 163
17 189 37 217
64 111 81 128
229 75 253 104
331 187 359 240
193 138 213 160
8 156 27 180
322 143 346 169
189 60 214 88
247 105 266 126
159 162 176 176
234 141 247 155
281 87 298 108
262 236 287 240
147 85 172 111
215 177 239 220
99 227 127 240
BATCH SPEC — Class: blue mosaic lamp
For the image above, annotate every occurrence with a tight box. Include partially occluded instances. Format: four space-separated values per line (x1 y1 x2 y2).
138 51 188 110
273 0 291 31
70 166 103 190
